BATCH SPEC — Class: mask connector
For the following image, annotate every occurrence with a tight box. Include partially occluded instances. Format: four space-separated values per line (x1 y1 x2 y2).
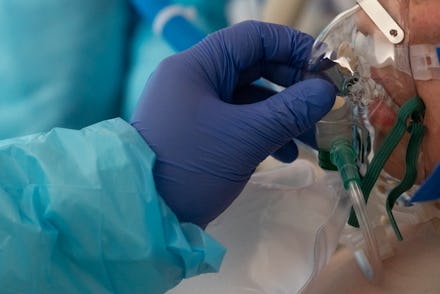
317 96 382 283
330 138 383 283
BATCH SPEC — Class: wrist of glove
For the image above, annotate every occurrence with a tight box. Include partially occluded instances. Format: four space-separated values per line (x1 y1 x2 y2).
131 21 336 228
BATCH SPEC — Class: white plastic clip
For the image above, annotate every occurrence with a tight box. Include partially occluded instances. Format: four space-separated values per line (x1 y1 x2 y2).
153 5 197 36
357 0 404 44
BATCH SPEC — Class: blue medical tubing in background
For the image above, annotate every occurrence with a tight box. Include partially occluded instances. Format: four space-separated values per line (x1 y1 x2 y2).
0 0 130 139
411 164 440 203
131 0 165 17
131 0 206 51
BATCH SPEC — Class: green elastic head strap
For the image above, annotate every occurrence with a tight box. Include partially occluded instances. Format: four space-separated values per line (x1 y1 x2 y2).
348 96 426 241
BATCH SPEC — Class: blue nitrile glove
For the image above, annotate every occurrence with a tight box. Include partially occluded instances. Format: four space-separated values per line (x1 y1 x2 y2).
131 21 336 227
411 164 440 203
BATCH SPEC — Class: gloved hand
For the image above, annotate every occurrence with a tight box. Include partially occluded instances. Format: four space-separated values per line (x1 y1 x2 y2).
131 21 336 228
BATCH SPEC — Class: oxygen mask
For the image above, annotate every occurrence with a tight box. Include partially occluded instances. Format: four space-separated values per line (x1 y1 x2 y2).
308 0 428 283
309 0 425 182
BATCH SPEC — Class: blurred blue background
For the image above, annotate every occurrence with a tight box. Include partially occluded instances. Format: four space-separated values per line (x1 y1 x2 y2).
0 0 354 139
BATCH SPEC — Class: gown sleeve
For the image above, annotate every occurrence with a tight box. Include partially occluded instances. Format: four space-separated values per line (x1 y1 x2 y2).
0 118 225 293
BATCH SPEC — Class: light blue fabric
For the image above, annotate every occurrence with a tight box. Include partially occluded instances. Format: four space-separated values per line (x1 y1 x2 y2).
123 0 229 119
123 25 175 120
0 118 225 293
0 0 131 139
0 0 229 134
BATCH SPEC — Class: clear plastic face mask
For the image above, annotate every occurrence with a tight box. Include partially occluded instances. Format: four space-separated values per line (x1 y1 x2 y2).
307 0 429 283
309 2 426 184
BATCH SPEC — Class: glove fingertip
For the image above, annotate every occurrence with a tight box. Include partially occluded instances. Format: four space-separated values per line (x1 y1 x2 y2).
307 80 336 126
271 141 299 163
301 78 337 111
282 78 337 128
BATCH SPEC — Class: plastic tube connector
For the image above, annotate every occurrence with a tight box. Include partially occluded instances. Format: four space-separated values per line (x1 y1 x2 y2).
330 137 383 282
330 138 361 189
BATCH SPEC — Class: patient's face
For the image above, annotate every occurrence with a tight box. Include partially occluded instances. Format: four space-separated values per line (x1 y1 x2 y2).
356 0 440 182
410 0 440 178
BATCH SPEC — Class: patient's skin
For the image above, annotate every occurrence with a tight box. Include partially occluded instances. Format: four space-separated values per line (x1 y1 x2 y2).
410 0 440 177
308 1 440 292
356 0 440 181
305 221 440 294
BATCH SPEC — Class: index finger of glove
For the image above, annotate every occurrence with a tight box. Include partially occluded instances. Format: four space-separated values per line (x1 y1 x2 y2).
187 20 314 101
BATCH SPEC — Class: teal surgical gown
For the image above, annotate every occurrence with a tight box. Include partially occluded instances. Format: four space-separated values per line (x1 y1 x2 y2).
0 118 225 293
0 0 132 139
0 0 229 139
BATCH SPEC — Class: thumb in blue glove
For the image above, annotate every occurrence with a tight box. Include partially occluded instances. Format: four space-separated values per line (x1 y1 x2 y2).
131 21 336 228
